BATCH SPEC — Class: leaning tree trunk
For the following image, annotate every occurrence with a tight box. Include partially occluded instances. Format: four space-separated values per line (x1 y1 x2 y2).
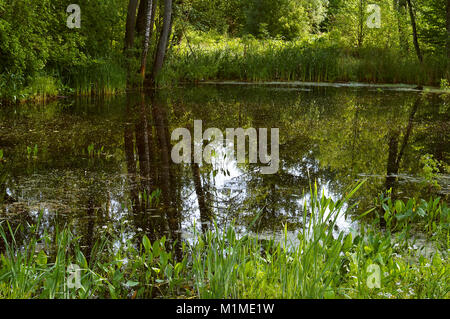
151 0 173 83
140 0 156 78
406 0 423 63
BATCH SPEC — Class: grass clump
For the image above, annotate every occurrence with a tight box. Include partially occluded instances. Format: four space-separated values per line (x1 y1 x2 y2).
62 58 127 96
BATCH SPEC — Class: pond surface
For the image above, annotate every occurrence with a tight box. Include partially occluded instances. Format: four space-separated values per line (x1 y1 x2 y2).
0 83 449 251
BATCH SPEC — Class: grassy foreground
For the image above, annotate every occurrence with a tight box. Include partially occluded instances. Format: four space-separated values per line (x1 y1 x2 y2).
0 183 448 299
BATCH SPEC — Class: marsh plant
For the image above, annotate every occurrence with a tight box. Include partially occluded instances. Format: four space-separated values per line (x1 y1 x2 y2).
26 145 38 161
0 182 448 299
419 154 445 190
441 79 450 91
87 143 105 158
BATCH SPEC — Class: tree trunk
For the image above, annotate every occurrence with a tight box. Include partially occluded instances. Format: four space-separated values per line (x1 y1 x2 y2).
125 0 139 51
396 0 409 53
140 0 156 78
151 0 173 83
136 0 149 36
447 0 450 60
406 0 423 63
357 0 365 48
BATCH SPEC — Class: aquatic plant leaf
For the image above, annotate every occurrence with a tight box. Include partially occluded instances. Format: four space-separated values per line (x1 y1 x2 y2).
143 235 151 252
126 281 139 288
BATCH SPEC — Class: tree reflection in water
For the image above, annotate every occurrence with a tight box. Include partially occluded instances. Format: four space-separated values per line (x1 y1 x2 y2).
0 85 448 255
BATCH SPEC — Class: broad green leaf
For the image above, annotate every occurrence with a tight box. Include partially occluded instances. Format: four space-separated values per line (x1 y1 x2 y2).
143 235 151 252
126 281 139 288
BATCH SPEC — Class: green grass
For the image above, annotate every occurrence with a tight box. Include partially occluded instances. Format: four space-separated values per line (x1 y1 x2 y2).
59 58 127 96
160 34 449 86
0 182 448 299
21 76 59 102
1 58 127 106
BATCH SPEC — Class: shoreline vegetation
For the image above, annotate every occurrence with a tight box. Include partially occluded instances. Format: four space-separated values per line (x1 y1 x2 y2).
160 37 449 86
0 182 448 299
1 35 449 105
1 0 449 105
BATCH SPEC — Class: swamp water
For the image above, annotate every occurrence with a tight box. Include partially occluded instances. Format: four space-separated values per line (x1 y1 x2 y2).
0 83 448 253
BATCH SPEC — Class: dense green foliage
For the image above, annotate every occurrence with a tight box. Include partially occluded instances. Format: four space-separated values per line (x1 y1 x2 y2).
0 0 449 103
0 0 127 102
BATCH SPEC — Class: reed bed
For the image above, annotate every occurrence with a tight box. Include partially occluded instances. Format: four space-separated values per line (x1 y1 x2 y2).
161 37 448 86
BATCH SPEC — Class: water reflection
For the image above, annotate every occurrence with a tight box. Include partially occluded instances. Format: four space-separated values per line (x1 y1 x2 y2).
123 92 182 256
385 97 419 196
0 84 448 253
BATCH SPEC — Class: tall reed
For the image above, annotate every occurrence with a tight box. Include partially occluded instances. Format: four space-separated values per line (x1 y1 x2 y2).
161 37 448 86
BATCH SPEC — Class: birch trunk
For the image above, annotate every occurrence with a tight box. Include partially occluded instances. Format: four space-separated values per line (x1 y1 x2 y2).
140 0 156 78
